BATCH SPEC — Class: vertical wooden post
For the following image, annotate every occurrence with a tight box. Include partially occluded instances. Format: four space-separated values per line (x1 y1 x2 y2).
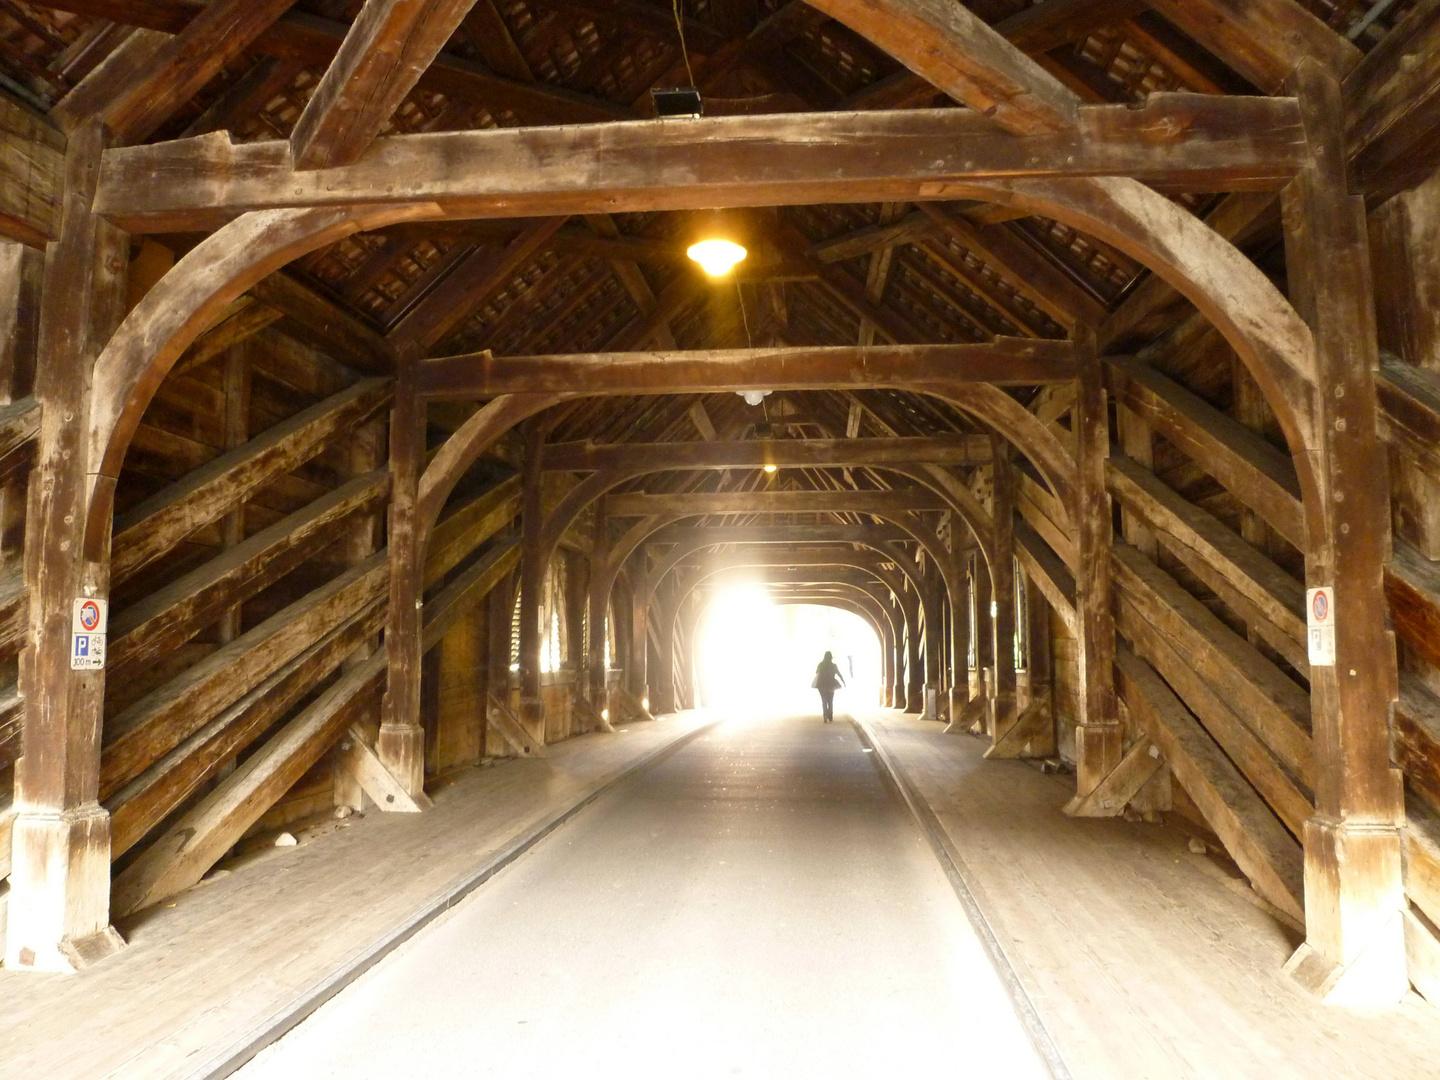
971 558 992 707
6 122 127 972
378 344 425 798
629 553 648 707
215 342 251 643
653 585 676 715
1116 405 1158 557
517 422 546 732
1025 572 1053 722
889 592 905 709
989 437 1017 741
947 547 971 722
587 497 608 708
1069 325 1122 807
1280 59 1407 1005
904 583 924 714
922 570 944 719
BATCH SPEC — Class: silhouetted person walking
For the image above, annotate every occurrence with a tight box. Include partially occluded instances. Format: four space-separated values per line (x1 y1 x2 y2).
814 651 845 723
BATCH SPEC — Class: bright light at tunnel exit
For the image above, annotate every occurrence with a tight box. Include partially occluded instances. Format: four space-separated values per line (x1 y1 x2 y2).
695 584 882 716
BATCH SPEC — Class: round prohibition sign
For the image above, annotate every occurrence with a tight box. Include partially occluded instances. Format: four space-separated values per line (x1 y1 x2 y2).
78 599 102 632
1311 591 1329 622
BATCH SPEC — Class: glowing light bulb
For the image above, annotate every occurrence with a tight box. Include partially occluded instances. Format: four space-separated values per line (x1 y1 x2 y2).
687 238 747 276
763 463 777 474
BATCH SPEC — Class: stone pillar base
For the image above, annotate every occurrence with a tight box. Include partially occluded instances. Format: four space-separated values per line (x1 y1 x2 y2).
891 682 905 710
904 685 924 714
1284 816 1408 1007
5 807 125 973
376 721 425 799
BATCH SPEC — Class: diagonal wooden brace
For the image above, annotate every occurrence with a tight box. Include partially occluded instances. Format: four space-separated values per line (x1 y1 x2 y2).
1063 734 1164 817
337 725 433 813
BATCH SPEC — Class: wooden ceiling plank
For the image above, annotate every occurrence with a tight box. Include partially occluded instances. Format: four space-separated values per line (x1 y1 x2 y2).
389 216 568 351
916 202 1104 328
250 271 393 373
96 96 1313 233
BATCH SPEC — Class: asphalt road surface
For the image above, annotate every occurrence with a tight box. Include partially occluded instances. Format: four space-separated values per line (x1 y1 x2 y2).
237 710 1051 1079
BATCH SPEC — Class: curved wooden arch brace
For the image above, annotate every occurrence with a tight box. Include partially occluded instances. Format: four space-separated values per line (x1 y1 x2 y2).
415 393 567 542
884 461 995 572
669 558 919 646
641 535 930 612
958 176 1321 506
83 203 438 558
926 385 1076 523
540 462 965 598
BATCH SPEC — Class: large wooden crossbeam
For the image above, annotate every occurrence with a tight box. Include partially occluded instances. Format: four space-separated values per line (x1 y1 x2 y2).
95 97 1309 232
644 523 913 547
605 489 947 516
544 436 988 472
417 341 1075 399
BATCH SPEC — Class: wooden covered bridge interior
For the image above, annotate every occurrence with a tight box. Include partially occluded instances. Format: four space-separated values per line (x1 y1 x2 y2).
1 0 1440 1074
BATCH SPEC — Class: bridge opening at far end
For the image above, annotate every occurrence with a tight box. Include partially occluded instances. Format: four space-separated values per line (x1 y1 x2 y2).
693 585 883 718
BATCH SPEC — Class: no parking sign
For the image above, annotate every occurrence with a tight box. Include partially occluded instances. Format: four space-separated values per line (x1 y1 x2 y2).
71 597 107 671
1306 587 1335 667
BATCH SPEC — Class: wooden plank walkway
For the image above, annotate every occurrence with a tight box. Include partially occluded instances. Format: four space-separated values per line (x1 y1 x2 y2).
0 714 712 1080
858 710 1440 1080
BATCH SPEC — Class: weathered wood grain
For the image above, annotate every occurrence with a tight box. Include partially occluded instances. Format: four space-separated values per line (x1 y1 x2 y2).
94 97 1312 232
110 377 390 584
108 470 389 673
1116 645 1305 922
105 604 386 857
1105 358 1307 549
101 553 390 798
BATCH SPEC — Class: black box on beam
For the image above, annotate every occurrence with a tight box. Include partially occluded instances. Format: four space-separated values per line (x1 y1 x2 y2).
651 87 703 119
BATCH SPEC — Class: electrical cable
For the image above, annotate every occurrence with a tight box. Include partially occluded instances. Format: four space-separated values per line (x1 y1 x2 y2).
672 0 696 87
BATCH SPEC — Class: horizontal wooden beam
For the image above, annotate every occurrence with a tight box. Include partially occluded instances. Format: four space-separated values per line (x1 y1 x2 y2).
544 435 991 473
418 341 1076 399
644 523 912 547
606 489 947 517
95 96 1311 232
